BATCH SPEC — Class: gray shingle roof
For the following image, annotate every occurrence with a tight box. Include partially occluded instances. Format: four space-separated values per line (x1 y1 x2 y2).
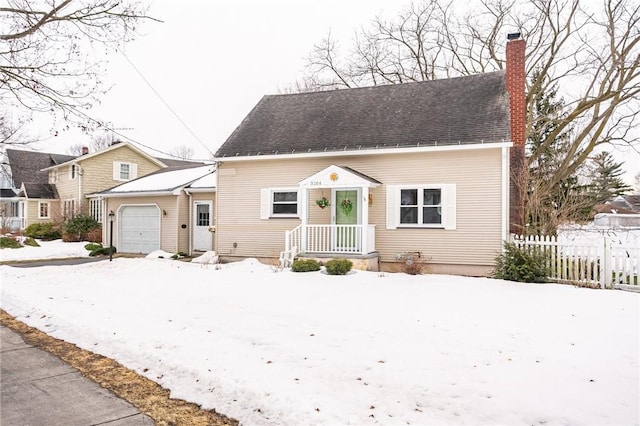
6 149 75 188
215 71 510 158
21 183 58 199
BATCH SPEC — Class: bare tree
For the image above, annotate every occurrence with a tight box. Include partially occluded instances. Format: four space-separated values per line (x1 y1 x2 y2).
302 0 640 231
171 145 195 160
0 0 159 141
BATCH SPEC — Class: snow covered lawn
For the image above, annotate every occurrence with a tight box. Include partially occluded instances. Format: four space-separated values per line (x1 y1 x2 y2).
0 239 90 262
1 243 638 425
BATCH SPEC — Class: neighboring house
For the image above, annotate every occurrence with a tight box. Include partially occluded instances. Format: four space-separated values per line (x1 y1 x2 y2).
93 164 216 255
211 36 527 276
2 142 204 232
604 194 640 213
3 149 76 231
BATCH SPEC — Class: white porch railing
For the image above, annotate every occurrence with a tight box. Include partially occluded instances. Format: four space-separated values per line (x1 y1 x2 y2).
511 234 639 289
285 224 376 257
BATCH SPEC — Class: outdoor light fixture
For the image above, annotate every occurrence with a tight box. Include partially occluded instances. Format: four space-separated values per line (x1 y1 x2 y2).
108 210 115 261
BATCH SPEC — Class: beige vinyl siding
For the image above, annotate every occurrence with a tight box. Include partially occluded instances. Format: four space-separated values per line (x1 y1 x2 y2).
216 148 504 267
52 164 80 214
175 192 190 253
24 199 58 226
79 147 163 210
51 145 164 215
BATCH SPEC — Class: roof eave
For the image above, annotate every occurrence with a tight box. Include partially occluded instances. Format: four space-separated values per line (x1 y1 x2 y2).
214 141 514 162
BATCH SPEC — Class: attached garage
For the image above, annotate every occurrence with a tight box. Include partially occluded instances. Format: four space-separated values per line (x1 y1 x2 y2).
119 205 160 254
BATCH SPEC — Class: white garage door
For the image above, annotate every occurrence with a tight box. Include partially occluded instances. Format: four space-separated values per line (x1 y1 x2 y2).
119 205 160 254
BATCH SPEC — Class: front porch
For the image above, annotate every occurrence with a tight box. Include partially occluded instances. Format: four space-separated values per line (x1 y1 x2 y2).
279 165 382 269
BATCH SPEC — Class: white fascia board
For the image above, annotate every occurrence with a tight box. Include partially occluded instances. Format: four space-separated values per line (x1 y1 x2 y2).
41 142 167 171
183 187 216 193
214 141 514 163
99 190 175 198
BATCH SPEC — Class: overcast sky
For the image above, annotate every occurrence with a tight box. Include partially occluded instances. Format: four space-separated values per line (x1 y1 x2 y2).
27 0 639 184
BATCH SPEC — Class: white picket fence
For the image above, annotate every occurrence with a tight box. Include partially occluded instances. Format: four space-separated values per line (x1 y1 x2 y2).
510 233 639 289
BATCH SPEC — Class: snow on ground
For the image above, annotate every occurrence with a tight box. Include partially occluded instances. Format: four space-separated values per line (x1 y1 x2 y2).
0 239 90 262
1 240 639 425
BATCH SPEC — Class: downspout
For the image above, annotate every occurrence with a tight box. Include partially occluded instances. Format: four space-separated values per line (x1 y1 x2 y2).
185 189 193 255
77 163 82 214
175 194 181 254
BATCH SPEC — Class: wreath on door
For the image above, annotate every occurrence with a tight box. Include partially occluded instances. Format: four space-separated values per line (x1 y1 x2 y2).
340 198 353 216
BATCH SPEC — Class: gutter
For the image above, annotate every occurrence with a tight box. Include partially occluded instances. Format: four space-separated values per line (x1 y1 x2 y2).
214 141 514 163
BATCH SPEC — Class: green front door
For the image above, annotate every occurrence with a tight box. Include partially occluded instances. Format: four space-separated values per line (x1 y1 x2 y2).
334 190 358 250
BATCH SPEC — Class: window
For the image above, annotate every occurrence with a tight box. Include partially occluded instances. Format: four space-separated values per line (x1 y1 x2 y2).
10 201 20 217
387 184 456 230
38 202 50 219
400 188 442 225
63 199 76 219
196 203 210 226
69 164 78 180
49 169 58 184
113 162 137 181
120 163 131 180
260 188 299 218
90 199 102 223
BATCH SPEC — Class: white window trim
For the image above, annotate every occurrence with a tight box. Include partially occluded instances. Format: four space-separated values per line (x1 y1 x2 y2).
386 184 456 230
113 161 138 181
90 198 103 223
260 187 300 219
69 164 77 180
49 169 58 184
38 201 50 219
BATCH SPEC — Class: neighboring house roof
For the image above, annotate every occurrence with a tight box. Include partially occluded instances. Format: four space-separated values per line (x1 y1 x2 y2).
591 203 636 216
95 164 216 197
0 188 17 198
622 195 640 212
156 157 208 168
215 71 510 159
41 141 168 171
20 183 59 199
6 149 75 190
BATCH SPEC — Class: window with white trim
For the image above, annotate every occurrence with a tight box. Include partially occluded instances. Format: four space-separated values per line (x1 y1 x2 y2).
90 199 102 223
386 184 456 230
38 202 50 219
113 161 137 181
69 164 78 180
49 169 58 184
63 199 76 219
260 188 299 218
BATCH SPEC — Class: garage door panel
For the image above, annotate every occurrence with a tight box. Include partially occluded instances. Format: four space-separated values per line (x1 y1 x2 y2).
119 206 160 254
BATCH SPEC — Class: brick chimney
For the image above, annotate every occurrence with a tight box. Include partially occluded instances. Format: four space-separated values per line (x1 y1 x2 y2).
81 146 89 155
506 33 526 234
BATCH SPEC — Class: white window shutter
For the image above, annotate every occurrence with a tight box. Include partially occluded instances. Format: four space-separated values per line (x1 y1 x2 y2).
386 185 398 229
113 162 120 180
131 163 138 179
443 184 457 230
260 189 271 219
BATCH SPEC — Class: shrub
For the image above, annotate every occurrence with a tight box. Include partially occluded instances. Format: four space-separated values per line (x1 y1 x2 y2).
84 243 103 252
396 252 426 275
324 258 353 275
0 236 22 249
492 241 549 283
64 215 100 241
24 223 61 240
24 237 40 247
89 246 116 257
86 227 103 243
291 258 321 272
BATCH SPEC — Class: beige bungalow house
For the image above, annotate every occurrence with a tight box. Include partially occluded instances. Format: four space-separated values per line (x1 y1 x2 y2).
211 36 527 276
92 164 216 255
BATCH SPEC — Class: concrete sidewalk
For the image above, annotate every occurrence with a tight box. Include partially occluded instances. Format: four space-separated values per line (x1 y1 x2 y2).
0 325 154 426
